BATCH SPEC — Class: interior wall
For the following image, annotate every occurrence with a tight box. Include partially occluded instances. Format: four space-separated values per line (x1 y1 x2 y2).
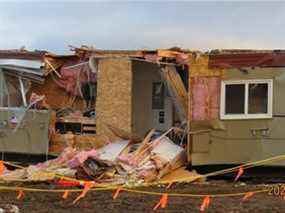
132 61 173 137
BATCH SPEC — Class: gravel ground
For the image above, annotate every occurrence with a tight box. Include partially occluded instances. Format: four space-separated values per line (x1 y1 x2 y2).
0 180 284 213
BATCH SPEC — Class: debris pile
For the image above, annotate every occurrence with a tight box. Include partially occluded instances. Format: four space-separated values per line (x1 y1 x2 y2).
1 129 186 186
0 47 191 185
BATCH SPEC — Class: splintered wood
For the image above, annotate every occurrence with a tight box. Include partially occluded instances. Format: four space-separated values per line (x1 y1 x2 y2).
96 58 133 140
49 133 107 154
161 66 188 122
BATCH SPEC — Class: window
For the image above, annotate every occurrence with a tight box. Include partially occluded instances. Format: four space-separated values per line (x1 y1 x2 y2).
220 79 273 119
152 82 165 109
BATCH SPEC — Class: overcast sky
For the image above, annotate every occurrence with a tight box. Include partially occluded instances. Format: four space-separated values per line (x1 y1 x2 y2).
0 1 284 54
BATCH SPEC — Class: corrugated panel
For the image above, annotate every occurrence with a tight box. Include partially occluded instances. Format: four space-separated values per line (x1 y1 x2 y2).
0 59 43 69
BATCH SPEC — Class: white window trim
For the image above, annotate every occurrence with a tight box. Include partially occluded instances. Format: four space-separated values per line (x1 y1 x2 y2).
220 79 273 120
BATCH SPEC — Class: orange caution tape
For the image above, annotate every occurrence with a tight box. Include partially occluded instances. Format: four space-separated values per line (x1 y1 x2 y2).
242 192 254 202
113 187 123 200
234 166 244 182
72 181 94 204
57 179 81 187
0 161 5 175
153 193 168 211
16 190 24 200
62 190 69 200
160 193 168 208
200 195 211 212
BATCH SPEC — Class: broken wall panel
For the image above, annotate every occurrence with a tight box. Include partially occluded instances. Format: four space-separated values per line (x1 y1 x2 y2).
188 54 224 121
0 108 50 154
96 58 133 139
27 76 85 110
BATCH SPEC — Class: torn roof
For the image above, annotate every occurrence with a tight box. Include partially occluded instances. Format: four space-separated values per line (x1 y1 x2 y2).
71 45 191 57
0 59 43 69
209 49 285 54
0 65 45 83
0 49 48 60
208 49 285 69
0 49 50 73
0 49 51 83
2 47 285 74
69 46 192 66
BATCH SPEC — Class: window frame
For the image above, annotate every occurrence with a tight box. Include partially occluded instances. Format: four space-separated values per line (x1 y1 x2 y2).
220 79 273 120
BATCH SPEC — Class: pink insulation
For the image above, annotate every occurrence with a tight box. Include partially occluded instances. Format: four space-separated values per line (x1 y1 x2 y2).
54 60 96 96
191 77 221 121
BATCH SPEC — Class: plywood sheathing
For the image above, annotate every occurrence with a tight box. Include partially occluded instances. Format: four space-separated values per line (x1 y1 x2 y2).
188 54 224 77
96 58 133 140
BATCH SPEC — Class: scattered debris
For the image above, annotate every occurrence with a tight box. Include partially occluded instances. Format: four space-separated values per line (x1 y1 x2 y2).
0 204 20 213
0 128 190 186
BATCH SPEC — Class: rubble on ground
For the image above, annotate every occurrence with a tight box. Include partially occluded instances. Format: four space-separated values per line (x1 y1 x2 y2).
0 129 188 186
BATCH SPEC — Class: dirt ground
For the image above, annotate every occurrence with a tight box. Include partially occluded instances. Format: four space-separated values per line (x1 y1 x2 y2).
0 180 284 213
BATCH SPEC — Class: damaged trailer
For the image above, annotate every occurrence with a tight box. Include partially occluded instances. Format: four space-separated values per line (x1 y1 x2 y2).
0 50 51 155
0 48 190 165
0 49 99 157
0 47 193 183
94 48 285 167
2 46 285 171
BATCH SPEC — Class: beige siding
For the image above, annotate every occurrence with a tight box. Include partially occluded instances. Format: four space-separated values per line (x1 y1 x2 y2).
0 109 50 154
191 67 285 166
